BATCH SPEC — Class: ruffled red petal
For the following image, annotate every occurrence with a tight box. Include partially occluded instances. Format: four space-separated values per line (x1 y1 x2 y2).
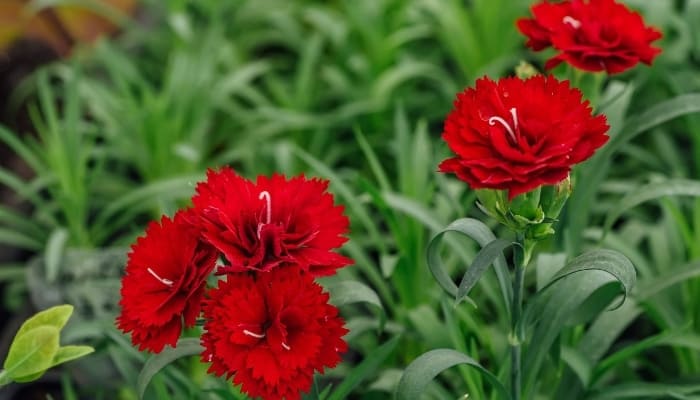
517 0 662 74
191 167 352 275
440 75 609 200
117 210 217 353
201 266 348 400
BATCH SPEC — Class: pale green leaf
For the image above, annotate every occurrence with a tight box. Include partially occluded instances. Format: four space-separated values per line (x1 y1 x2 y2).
3 326 60 380
16 305 74 338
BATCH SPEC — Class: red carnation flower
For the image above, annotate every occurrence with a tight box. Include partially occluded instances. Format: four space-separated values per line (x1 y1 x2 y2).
517 0 662 74
201 266 348 400
117 211 217 352
439 75 609 200
191 167 352 276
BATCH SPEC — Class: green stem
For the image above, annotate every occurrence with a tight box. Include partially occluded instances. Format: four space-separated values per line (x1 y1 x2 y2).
510 233 526 400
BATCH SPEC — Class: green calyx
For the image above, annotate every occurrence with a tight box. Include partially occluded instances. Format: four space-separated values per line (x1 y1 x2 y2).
475 176 572 262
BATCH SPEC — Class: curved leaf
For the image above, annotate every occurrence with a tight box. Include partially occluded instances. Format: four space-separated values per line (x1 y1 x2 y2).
522 249 635 397
603 179 700 235
396 349 510 400
137 338 203 400
327 281 383 312
426 218 512 316
456 238 513 306
540 249 635 309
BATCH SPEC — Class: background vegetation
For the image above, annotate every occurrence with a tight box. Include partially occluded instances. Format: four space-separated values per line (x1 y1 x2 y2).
0 0 699 399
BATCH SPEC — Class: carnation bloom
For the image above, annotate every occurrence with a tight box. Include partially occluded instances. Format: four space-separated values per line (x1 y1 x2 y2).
517 0 662 74
439 75 609 200
191 167 352 276
201 266 347 400
117 211 217 352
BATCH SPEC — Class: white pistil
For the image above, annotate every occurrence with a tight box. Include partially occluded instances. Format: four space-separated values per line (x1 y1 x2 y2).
488 107 519 143
243 329 266 339
257 191 272 239
563 16 581 29
282 342 291 351
147 267 173 286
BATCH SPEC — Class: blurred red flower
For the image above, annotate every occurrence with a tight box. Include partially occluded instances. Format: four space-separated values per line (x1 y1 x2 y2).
117 211 217 352
191 167 352 276
517 0 662 74
201 266 347 400
439 75 609 200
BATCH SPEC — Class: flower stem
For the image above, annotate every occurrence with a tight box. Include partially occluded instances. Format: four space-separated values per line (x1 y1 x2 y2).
510 233 527 400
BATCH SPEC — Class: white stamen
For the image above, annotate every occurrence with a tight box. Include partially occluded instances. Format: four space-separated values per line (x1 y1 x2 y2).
147 267 173 286
259 191 272 224
282 342 291 351
488 107 519 143
243 329 266 339
510 107 519 132
257 191 272 239
563 16 581 29
207 354 213 362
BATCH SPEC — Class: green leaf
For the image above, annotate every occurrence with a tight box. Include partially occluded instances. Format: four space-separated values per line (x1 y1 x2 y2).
522 250 635 397
49 345 94 368
427 218 513 316
326 336 400 400
535 252 567 291
560 346 592 387
594 331 700 382
16 305 74 338
456 238 513 306
45 228 69 283
327 281 383 312
566 93 700 255
137 338 203 400
585 382 700 400
3 326 60 380
396 349 510 400
603 179 700 235
539 249 636 309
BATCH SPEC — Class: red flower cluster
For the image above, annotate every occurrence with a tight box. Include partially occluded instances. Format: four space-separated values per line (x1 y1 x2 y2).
117 167 351 399
439 75 609 200
202 266 347 400
517 0 662 74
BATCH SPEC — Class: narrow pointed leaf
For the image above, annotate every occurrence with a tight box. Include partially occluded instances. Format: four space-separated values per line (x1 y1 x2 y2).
327 281 383 312
49 345 94 368
603 179 700 235
456 238 513 305
396 349 510 400
137 338 203 400
427 218 512 316
522 249 635 397
326 335 400 400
